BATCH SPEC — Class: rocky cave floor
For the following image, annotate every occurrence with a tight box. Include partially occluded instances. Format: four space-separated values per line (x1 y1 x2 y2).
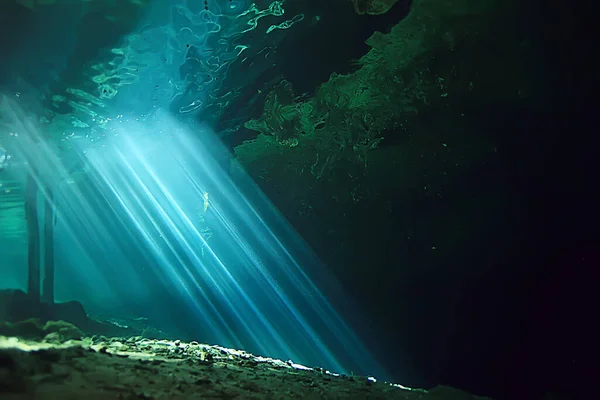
0 334 491 400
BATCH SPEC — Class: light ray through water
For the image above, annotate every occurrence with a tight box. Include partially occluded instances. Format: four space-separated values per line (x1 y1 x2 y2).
75 113 387 377
1 96 388 378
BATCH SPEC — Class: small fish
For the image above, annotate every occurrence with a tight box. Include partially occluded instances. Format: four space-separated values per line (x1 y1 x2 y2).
203 192 209 214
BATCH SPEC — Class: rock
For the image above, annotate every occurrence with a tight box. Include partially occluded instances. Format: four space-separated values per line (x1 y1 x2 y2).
42 320 83 340
0 319 45 339
42 332 64 344
0 289 92 336
1 335 498 399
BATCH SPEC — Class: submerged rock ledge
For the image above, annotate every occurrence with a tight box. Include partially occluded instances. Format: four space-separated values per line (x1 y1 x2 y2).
0 335 491 399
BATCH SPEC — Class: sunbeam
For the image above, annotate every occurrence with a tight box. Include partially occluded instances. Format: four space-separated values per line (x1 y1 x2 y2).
59 113 388 378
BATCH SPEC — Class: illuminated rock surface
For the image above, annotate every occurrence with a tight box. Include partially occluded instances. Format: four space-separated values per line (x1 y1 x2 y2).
0 335 491 399
0 292 490 399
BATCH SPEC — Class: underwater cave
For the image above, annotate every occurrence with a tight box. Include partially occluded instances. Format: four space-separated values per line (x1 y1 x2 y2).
0 0 584 399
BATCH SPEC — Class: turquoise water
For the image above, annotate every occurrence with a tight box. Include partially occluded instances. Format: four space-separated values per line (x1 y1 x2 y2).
0 0 388 379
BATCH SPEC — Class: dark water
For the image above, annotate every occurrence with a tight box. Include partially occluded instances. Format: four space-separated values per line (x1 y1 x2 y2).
0 1 586 399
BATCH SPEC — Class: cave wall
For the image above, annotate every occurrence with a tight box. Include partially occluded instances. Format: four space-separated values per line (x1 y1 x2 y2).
232 0 576 397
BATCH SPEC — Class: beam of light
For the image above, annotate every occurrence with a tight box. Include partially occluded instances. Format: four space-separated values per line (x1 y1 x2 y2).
0 95 158 311
52 110 387 379
1 92 389 378
0 0 388 374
